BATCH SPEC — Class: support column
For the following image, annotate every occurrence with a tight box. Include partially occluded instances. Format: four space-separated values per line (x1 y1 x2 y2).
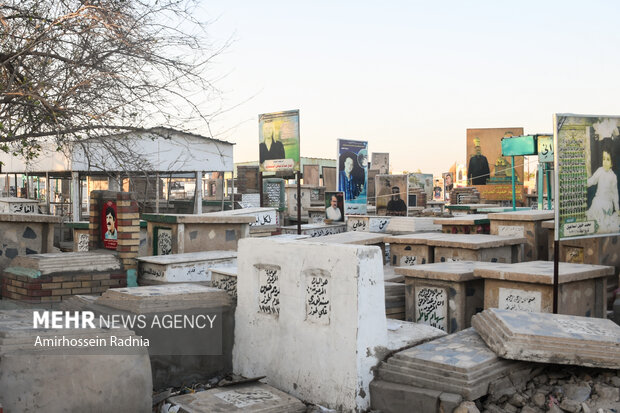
155 173 160 213
71 172 80 221
194 171 203 214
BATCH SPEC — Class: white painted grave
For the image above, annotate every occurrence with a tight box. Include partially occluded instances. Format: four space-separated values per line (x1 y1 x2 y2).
234 238 387 412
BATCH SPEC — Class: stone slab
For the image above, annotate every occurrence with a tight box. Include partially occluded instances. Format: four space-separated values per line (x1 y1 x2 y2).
395 261 494 282
385 319 446 352
384 266 404 283
280 223 346 237
377 328 522 400
142 213 255 224
433 214 490 226
385 217 441 234
9 251 121 275
473 261 614 284
207 207 278 229
300 231 385 245
211 266 238 298
168 382 306 413
268 234 310 240
487 210 555 222
138 251 237 284
0 213 60 223
471 308 620 368
446 204 496 211
346 215 392 233
386 233 526 249
97 284 232 313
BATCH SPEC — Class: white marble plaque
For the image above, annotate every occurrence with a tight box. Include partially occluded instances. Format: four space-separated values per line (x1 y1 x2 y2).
77 233 89 252
214 389 279 408
399 255 418 266
250 209 277 227
498 288 541 312
305 272 330 324
415 287 448 331
258 267 280 315
369 217 390 233
347 217 367 232
497 225 525 238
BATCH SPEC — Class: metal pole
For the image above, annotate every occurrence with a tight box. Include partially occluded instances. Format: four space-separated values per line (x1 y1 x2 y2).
296 171 301 235
553 239 560 314
537 163 544 210
511 155 516 211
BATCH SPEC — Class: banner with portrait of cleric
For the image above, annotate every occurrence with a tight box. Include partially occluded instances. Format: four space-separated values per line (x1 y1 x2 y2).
554 114 620 240
375 174 408 216
258 110 300 172
337 139 368 215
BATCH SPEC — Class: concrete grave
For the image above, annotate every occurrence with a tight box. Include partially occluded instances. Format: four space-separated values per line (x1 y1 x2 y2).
1 251 124 304
74 284 234 389
285 185 311 219
211 266 238 298
434 214 490 235
471 308 620 369
488 209 554 261
385 319 447 352
207 207 279 236
346 215 392 233
0 309 152 412
446 204 499 215
396 261 487 333
143 213 253 255
385 216 441 234
0 213 60 273
280 222 346 237
474 260 613 317
234 238 387 412
168 382 306 413
307 206 326 224
137 250 237 286
0 197 39 214
300 231 387 263
376 328 525 400
385 281 406 320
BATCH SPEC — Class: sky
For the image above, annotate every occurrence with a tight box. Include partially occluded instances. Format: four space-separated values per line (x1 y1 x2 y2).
193 0 620 176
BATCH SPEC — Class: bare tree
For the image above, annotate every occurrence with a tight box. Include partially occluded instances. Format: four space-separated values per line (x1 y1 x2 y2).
0 0 227 161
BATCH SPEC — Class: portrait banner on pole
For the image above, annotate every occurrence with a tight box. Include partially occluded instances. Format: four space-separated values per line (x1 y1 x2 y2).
258 110 300 173
337 139 368 215
554 114 620 240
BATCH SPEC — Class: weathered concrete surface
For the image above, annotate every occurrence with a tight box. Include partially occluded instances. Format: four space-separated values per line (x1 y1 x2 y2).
137 250 237 285
211 266 238 298
385 319 446 353
377 328 524 400
0 214 60 273
168 382 306 412
10 251 121 274
280 222 346 237
386 233 525 249
398 261 486 333
301 231 386 245
475 261 612 317
385 281 405 320
370 380 461 413
488 210 554 261
346 215 392 233
471 308 620 368
234 238 387 412
0 309 152 412
385 217 441 234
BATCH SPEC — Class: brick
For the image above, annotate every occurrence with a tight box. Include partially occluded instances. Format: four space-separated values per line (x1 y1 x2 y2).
7 286 28 295
72 288 92 294
52 275 74 283
131 220 141 226
100 279 122 286
110 273 126 280
62 282 81 289
10 280 25 288
117 200 132 207
117 238 139 246
52 289 72 296
92 274 111 280
118 212 139 219
91 286 110 293
75 274 93 281
41 296 62 303
41 283 62 290
28 289 52 297
81 281 101 287
25 283 42 290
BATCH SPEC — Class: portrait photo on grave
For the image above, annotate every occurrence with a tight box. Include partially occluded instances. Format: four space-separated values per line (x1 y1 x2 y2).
338 139 368 214
101 201 118 249
433 178 444 201
556 114 620 239
443 172 453 201
375 174 407 216
324 191 344 222
258 110 300 172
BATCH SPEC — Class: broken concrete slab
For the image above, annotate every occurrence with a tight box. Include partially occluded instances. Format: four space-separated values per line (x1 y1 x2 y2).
167 382 306 412
471 308 620 369
385 319 446 353
377 328 525 400
137 250 237 285
474 261 613 317
0 309 152 412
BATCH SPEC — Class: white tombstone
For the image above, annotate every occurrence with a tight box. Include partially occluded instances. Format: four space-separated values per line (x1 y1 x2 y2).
233 238 388 412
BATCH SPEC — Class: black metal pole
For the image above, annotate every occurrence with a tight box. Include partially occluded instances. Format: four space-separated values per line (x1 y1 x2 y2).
259 172 264 208
296 171 302 235
553 239 560 314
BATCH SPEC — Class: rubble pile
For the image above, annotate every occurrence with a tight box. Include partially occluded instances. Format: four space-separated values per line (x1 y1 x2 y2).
459 365 620 413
